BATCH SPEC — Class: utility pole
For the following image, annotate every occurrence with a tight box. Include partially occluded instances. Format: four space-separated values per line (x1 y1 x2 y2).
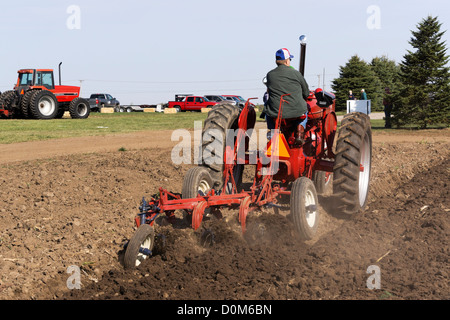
79 80 84 97
323 68 326 90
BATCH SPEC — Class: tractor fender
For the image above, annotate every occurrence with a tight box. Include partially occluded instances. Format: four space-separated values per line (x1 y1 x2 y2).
246 106 256 130
237 104 256 131
323 111 337 158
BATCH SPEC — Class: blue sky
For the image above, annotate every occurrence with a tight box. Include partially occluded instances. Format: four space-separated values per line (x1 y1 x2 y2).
0 0 449 105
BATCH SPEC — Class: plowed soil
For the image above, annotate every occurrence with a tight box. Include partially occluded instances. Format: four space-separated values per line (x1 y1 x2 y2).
0 127 449 300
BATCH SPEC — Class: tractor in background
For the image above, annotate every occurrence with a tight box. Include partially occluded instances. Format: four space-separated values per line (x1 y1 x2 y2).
0 62 89 119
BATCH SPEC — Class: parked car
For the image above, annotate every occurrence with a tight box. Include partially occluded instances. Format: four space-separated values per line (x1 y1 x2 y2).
222 95 255 108
167 95 217 112
204 95 236 105
222 95 246 107
88 93 120 112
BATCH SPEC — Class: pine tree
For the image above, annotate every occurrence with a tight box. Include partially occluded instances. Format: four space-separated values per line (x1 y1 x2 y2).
370 56 401 92
392 16 450 128
331 55 382 112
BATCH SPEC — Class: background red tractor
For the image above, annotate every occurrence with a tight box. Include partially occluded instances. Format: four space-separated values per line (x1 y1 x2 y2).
0 62 90 119
122 38 372 269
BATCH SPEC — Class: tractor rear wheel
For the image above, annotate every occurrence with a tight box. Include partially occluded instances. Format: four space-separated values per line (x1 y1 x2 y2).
201 103 242 189
0 90 19 118
290 177 319 240
20 90 38 119
123 224 155 269
29 90 58 119
332 112 372 218
69 98 90 119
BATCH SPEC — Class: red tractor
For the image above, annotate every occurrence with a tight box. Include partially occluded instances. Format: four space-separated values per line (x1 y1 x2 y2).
122 40 372 269
0 62 90 119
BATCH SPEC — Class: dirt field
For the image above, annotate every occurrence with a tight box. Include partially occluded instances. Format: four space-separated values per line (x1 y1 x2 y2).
0 126 448 300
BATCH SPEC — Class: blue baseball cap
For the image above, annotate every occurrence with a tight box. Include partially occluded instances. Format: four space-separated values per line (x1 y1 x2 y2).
276 48 294 61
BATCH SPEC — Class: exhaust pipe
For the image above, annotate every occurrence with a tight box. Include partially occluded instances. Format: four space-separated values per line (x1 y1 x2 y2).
58 62 62 85
299 35 307 76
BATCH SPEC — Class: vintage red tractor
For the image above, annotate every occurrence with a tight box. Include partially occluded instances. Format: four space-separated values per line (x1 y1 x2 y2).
0 62 90 119
123 39 372 269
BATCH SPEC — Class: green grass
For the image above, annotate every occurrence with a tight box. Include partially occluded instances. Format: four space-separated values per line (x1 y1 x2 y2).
1 111 446 145
0 112 208 144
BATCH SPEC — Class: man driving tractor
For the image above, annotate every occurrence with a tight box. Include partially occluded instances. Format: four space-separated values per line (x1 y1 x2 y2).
263 48 310 145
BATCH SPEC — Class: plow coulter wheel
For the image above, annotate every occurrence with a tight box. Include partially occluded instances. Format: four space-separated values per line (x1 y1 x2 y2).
124 224 155 269
332 112 372 218
182 166 214 199
290 177 319 241
182 166 214 226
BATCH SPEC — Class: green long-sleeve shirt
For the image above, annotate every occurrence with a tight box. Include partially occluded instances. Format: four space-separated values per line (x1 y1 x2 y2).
264 64 310 119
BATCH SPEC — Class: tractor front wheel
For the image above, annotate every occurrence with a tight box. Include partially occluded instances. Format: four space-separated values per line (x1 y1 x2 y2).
332 112 372 218
123 224 155 269
69 98 90 119
313 170 332 195
290 177 319 240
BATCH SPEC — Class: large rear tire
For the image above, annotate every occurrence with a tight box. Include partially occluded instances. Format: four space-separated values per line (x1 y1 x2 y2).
123 224 155 269
290 177 319 240
29 90 58 119
332 112 372 218
201 103 243 190
20 90 38 119
0 90 19 118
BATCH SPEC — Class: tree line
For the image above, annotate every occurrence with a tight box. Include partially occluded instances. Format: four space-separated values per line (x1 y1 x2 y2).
331 16 449 129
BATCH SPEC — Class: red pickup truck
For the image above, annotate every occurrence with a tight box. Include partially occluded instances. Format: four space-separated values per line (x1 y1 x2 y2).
167 94 217 112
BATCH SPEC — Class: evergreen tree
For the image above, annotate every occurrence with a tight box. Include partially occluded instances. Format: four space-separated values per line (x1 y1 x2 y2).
331 55 382 112
370 56 401 92
392 16 450 128
370 56 401 122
